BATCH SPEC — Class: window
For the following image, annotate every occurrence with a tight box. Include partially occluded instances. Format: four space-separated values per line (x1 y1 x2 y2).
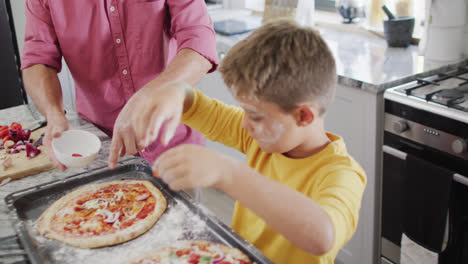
316 0 336 12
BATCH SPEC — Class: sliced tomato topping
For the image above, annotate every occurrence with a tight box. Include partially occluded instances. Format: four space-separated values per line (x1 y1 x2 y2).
176 248 191 257
136 202 155 219
188 253 201 264
72 219 83 225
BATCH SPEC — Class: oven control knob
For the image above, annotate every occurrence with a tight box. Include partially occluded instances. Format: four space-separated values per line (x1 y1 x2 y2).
393 120 409 133
452 139 467 154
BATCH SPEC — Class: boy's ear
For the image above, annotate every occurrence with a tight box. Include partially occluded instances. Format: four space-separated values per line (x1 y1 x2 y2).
293 105 315 127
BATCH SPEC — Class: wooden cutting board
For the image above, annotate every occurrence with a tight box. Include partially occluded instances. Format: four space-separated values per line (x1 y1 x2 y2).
0 123 54 182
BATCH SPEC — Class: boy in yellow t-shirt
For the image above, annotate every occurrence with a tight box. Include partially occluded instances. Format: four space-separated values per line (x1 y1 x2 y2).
127 19 367 264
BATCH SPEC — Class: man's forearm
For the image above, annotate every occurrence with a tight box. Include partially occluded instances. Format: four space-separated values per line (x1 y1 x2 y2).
146 48 212 88
22 64 64 119
221 163 335 255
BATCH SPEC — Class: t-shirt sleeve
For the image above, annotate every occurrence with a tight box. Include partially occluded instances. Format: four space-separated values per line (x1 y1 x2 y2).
181 89 254 154
21 0 62 72
167 0 219 72
313 169 366 254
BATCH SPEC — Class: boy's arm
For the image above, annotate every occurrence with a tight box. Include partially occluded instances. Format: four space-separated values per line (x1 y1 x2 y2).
154 145 365 255
182 87 253 154
124 82 252 156
220 162 336 255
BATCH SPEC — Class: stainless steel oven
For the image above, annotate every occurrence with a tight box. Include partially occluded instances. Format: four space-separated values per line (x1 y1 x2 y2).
381 67 468 264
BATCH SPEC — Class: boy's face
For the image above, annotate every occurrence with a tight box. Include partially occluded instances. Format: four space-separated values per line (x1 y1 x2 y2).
238 96 301 154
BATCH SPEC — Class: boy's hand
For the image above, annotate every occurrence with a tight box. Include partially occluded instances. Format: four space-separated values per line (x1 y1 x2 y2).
153 144 235 191
109 82 187 169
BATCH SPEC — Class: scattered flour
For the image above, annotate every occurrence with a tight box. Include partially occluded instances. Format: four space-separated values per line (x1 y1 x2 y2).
25 200 218 264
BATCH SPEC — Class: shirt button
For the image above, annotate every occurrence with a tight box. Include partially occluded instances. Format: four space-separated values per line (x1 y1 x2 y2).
122 69 128 75
116 38 121 44
110 6 115 12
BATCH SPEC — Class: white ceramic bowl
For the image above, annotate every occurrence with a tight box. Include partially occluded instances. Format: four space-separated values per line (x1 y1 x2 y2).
52 130 101 168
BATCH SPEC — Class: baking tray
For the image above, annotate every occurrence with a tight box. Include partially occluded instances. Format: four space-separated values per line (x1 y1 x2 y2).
5 161 273 264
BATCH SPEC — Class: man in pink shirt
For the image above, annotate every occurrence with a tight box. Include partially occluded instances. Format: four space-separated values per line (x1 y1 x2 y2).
21 0 218 170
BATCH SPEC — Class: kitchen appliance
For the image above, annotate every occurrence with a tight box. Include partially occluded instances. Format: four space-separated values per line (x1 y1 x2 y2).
381 66 468 264
0 0 26 110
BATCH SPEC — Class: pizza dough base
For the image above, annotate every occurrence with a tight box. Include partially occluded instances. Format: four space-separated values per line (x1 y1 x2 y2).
37 180 167 248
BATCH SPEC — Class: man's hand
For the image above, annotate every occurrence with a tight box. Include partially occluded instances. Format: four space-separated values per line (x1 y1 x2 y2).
43 112 70 171
108 82 188 169
153 144 236 191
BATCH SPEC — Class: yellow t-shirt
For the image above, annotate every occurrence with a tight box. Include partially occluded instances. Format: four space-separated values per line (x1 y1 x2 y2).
182 90 367 264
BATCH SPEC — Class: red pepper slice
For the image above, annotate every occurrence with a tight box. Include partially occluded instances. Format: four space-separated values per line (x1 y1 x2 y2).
72 153 83 157
10 122 22 131
0 128 8 139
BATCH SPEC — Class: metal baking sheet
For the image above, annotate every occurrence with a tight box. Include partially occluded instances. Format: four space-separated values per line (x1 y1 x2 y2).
5 160 273 264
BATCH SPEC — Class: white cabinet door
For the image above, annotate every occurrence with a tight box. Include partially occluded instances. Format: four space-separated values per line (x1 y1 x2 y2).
325 84 384 264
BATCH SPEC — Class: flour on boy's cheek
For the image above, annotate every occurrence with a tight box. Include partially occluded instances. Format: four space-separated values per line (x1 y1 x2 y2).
239 102 285 145
254 120 285 145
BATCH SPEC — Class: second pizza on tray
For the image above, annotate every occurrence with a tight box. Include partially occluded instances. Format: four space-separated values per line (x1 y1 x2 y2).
128 240 252 264
37 180 167 248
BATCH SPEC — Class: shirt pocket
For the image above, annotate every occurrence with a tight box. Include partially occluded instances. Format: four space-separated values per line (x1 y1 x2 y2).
125 1 168 55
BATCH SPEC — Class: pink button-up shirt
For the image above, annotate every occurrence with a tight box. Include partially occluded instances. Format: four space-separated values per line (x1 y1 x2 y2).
21 0 218 163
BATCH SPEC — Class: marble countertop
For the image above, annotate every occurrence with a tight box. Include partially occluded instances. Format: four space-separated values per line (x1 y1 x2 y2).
0 104 137 263
213 13 468 94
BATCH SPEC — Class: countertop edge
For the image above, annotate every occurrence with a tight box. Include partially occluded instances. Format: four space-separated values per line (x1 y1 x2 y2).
340 59 468 94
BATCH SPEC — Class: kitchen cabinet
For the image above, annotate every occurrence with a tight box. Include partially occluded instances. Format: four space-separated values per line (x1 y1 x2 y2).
325 83 384 264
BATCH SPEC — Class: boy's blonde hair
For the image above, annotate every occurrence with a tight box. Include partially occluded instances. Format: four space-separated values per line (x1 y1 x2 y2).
219 19 337 115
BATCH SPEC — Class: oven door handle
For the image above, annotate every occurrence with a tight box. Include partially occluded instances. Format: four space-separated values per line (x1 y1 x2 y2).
383 145 468 187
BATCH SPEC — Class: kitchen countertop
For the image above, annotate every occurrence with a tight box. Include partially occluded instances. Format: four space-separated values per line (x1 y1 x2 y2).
213 12 468 94
0 104 137 263
0 104 235 264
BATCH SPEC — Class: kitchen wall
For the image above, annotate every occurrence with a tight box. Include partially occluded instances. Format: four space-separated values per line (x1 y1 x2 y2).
10 0 76 110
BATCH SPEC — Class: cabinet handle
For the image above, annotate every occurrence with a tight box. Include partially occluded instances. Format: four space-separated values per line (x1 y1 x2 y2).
383 145 468 187
383 145 407 160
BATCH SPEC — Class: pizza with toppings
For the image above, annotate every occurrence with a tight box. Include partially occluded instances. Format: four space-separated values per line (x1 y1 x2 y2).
37 180 166 248
129 240 252 264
